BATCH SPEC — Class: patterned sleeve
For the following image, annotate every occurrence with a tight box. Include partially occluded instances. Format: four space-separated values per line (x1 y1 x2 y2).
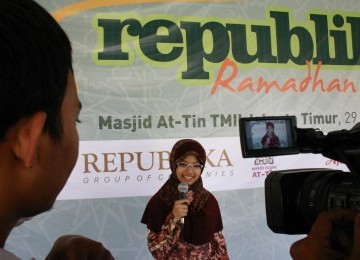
211 231 229 260
147 213 182 259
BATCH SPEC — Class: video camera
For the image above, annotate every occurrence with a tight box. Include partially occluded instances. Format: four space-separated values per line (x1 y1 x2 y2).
239 116 360 234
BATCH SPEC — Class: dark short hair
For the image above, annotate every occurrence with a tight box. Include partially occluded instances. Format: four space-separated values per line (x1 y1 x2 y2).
0 0 73 141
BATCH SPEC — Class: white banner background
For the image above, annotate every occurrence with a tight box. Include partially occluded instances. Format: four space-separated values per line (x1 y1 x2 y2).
58 137 349 200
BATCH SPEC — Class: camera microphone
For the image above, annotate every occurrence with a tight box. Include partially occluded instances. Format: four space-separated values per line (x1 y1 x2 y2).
177 182 189 228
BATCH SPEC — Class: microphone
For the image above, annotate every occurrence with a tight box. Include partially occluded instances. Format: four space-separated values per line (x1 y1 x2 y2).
177 182 189 228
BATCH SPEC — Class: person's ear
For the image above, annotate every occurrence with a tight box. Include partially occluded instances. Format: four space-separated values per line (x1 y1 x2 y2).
13 112 47 168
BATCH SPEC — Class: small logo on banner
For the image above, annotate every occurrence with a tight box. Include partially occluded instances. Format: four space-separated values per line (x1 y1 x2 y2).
251 157 277 178
325 159 341 167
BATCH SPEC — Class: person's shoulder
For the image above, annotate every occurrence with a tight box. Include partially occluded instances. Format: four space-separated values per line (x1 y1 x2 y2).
202 192 223 219
205 191 220 206
146 192 167 208
207 191 216 199
0 248 20 260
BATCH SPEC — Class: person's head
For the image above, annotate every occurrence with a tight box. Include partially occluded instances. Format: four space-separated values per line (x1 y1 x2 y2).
170 139 206 185
266 122 275 134
0 0 73 141
0 0 80 219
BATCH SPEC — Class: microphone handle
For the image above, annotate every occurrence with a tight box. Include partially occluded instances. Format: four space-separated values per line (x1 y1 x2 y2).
178 192 186 229
179 191 186 199
180 217 185 224
180 217 185 230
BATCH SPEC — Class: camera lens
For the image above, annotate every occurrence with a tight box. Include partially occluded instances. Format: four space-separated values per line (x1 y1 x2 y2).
299 170 358 230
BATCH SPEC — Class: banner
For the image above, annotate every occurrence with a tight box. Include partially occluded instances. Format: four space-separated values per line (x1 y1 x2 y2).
48 0 359 200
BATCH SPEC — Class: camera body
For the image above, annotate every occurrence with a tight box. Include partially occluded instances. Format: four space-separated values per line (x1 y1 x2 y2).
239 116 360 234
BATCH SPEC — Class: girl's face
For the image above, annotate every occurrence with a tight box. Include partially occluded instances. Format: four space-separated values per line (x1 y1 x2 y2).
175 154 203 185
267 126 274 135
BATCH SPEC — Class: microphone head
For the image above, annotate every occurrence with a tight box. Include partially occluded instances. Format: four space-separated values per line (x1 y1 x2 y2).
178 182 189 193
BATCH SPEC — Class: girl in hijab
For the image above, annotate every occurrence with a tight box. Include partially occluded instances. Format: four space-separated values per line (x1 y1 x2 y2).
261 122 280 148
141 139 229 259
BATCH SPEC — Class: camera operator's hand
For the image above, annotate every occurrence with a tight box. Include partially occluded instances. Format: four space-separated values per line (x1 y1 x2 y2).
45 235 114 260
290 209 360 260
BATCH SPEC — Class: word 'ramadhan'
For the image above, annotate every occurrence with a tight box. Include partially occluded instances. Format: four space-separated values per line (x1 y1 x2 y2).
211 59 357 94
